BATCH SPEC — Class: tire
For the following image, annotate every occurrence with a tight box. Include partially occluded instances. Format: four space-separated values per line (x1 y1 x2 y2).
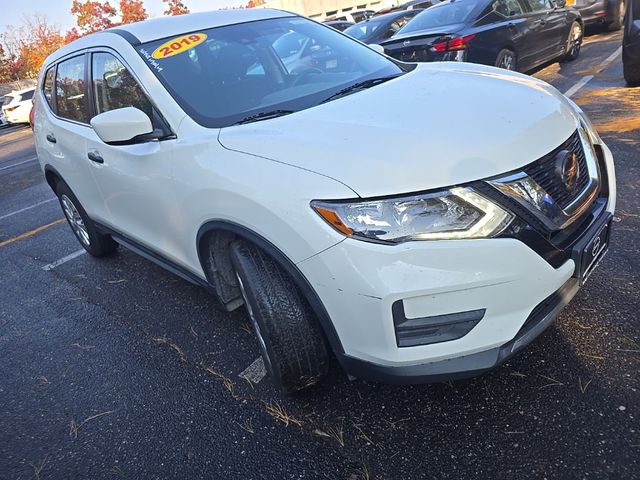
56 181 118 257
495 49 517 71
563 22 583 62
624 61 640 87
230 240 329 393
607 0 624 31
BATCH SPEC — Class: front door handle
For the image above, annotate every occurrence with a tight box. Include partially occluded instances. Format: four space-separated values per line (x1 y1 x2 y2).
87 150 104 164
46 133 56 143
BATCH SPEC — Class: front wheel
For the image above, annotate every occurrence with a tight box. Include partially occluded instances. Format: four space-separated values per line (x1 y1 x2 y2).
230 240 329 393
56 181 118 257
495 49 517 71
563 22 583 62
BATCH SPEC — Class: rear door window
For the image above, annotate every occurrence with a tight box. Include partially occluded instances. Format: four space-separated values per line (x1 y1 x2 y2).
526 0 552 11
21 90 34 101
55 55 89 123
492 0 525 16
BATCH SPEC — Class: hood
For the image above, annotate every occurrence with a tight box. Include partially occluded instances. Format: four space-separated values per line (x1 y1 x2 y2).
218 63 580 198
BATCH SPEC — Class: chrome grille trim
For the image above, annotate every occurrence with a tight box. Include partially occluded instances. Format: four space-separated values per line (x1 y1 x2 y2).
485 127 600 231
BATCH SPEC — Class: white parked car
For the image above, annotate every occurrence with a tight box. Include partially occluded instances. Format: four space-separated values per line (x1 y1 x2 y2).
34 9 616 392
2 87 35 124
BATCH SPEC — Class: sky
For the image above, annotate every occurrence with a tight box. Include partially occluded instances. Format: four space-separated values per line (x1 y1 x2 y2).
1 0 245 35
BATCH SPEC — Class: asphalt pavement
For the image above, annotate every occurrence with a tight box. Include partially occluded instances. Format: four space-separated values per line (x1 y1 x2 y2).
0 30 638 480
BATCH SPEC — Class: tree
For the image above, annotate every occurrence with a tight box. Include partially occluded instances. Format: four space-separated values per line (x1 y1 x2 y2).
70 0 117 34
18 16 66 78
119 0 148 24
64 28 82 44
0 15 66 80
163 0 190 15
0 45 13 83
246 0 266 7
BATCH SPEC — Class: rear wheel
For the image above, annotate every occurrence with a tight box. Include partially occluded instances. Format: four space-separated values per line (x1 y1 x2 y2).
608 0 624 31
56 181 118 257
230 240 329 393
563 22 583 62
495 49 517 71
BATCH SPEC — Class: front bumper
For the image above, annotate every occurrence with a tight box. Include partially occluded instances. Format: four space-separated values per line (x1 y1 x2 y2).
297 142 615 382
339 277 580 384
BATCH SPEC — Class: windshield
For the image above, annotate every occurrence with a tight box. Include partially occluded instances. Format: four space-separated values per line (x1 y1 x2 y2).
400 0 479 33
137 16 405 127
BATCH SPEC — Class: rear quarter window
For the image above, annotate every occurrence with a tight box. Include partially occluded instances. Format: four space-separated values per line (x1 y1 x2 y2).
42 67 56 110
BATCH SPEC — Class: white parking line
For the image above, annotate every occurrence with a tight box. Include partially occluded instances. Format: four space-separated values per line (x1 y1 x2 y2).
564 47 622 98
239 356 266 384
0 198 56 221
0 156 38 171
42 249 86 271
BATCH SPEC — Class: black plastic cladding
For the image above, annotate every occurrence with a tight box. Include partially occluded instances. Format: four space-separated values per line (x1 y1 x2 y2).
109 29 141 46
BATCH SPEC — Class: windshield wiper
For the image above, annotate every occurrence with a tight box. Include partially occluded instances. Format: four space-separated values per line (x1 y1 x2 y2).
321 75 399 104
232 110 295 125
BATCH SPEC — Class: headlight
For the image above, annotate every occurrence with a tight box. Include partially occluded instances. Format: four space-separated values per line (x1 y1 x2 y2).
311 187 513 243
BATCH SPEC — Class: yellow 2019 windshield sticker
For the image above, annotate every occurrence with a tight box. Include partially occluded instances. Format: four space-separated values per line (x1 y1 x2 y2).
152 33 207 59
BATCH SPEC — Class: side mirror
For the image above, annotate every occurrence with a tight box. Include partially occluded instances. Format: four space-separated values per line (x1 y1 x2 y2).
90 107 153 144
368 44 386 54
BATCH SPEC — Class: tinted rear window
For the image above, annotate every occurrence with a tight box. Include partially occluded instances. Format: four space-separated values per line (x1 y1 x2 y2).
400 0 479 32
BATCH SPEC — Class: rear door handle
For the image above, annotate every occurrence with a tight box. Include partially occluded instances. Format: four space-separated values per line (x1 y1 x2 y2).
46 133 56 143
87 151 104 164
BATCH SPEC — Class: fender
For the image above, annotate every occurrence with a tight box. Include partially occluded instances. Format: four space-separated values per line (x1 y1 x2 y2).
43 164 64 192
196 220 346 357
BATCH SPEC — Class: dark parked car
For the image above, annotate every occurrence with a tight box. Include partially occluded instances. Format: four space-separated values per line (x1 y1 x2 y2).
623 0 640 85
571 0 625 30
343 10 423 43
381 0 584 72
375 0 442 15
325 10 375 23
323 20 355 31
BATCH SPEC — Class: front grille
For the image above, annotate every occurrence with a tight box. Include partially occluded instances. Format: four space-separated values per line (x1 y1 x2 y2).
523 131 589 209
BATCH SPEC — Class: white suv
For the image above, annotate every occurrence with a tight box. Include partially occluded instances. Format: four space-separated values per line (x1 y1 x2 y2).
35 9 616 393
2 87 35 124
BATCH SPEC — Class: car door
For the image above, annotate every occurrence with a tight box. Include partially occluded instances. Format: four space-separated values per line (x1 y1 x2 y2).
524 0 564 65
487 0 531 67
84 50 182 263
38 54 106 222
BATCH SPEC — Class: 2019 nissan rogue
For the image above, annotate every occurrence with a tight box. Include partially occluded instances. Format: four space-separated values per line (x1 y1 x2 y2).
35 9 616 393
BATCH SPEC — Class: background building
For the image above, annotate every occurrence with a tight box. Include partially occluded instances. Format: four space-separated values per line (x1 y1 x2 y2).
265 0 399 20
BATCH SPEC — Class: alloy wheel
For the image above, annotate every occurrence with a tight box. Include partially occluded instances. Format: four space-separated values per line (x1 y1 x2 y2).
61 194 90 247
500 53 515 70
569 23 582 57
